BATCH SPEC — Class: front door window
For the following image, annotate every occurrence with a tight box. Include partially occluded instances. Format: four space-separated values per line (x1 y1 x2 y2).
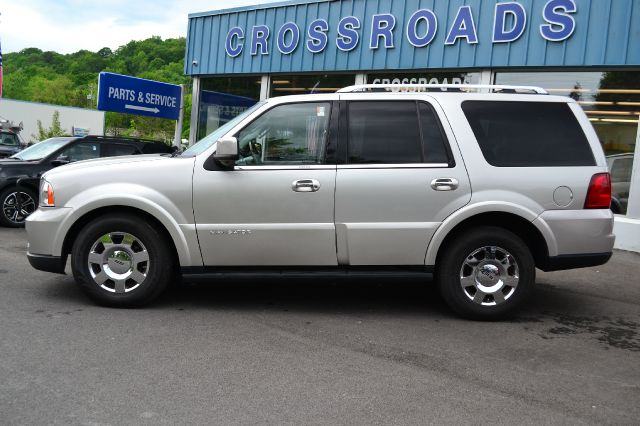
236 102 331 166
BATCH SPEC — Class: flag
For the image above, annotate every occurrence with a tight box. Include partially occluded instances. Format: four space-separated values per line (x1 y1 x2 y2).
0 39 3 98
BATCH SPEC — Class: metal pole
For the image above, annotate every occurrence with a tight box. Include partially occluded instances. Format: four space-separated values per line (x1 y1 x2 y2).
188 77 201 146
625 116 640 219
173 84 185 149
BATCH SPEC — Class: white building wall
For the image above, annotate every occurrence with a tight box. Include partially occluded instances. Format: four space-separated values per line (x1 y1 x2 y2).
0 99 105 143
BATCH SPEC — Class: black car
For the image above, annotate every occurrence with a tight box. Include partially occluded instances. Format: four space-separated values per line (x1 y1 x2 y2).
0 130 26 159
0 135 174 227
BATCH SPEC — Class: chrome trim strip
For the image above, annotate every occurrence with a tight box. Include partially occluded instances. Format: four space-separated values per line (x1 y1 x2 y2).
234 165 337 171
337 163 450 170
233 164 450 170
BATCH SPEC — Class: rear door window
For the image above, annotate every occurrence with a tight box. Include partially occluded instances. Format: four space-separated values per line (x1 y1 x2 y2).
347 101 423 164
102 143 139 157
462 101 596 167
418 103 451 164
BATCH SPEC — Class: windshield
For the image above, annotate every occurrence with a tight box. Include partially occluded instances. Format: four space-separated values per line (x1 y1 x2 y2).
10 137 75 161
0 132 20 147
181 102 265 157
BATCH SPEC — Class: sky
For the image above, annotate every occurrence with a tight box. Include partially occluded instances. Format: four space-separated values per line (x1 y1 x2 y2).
0 0 281 54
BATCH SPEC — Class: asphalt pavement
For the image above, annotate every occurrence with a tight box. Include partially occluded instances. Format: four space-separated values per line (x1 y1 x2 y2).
1 227 639 425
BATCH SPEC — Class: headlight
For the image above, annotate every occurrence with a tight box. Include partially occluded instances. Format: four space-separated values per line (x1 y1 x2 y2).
40 180 55 207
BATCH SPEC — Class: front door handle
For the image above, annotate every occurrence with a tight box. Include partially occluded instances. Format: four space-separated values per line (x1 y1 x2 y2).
292 179 321 192
431 178 459 191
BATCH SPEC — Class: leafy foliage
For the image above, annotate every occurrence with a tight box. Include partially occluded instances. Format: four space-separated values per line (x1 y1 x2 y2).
34 111 68 140
3 37 191 142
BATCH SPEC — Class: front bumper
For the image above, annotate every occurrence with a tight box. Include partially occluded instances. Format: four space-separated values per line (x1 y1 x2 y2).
25 207 73 259
27 253 67 274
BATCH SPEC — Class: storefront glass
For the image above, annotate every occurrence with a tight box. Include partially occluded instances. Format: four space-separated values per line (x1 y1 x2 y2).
197 77 262 140
495 71 640 215
269 74 356 96
367 71 481 86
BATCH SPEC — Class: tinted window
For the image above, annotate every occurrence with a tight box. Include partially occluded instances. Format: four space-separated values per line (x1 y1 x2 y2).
141 143 172 154
0 133 20 147
236 102 331 165
102 143 138 157
462 101 596 167
348 101 422 164
418 103 450 164
58 142 101 162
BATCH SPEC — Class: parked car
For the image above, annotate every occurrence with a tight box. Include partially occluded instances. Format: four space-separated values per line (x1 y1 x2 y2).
0 135 173 227
25 84 615 319
0 130 26 159
606 153 634 214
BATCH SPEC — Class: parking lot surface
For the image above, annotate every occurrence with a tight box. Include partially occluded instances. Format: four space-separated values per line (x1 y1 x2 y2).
1 227 639 425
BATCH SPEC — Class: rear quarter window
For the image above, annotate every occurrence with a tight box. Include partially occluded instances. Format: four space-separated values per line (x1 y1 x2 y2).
461 101 596 167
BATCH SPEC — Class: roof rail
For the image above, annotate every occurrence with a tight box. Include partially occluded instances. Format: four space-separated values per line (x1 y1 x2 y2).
337 84 548 95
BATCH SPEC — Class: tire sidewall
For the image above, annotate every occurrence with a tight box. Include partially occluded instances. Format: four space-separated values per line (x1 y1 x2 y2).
0 186 38 228
71 214 173 307
437 227 535 320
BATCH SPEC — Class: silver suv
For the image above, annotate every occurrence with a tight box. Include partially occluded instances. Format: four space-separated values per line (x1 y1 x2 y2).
25 84 615 319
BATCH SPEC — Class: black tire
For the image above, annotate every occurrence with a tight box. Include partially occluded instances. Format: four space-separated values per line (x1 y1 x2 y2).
71 213 174 307
0 186 38 228
436 226 535 320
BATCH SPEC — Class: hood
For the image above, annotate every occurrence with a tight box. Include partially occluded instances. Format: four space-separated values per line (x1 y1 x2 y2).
43 154 170 179
0 158 33 168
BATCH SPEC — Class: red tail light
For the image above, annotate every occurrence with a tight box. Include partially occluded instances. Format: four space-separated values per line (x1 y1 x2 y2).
584 173 611 209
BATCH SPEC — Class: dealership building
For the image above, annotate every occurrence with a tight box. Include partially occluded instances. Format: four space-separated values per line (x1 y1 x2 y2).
184 0 640 251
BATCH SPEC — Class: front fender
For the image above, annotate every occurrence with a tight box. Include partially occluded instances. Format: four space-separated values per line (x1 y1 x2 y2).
55 184 201 267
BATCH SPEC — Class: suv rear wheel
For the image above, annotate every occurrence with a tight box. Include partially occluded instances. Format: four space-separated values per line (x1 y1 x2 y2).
71 214 174 307
437 227 535 320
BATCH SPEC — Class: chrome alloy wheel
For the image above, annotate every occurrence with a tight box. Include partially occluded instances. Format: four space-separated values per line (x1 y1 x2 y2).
459 246 520 306
87 232 150 293
2 191 36 224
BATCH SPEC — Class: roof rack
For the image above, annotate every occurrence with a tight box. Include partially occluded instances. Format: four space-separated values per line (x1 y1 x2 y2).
337 84 548 95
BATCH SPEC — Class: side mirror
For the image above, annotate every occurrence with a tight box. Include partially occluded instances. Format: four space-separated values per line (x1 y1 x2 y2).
214 136 239 161
51 155 71 167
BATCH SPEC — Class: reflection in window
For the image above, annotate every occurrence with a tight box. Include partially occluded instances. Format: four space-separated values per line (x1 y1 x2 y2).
236 103 331 166
59 142 101 162
367 72 481 90
270 74 355 96
198 77 261 140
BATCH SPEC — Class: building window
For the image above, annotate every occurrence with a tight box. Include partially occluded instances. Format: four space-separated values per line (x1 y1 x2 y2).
495 71 640 215
197 77 262 140
269 74 356 96
366 71 481 88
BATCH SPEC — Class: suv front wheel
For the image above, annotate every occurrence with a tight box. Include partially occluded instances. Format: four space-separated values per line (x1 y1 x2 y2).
437 227 535 320
71 214 174 307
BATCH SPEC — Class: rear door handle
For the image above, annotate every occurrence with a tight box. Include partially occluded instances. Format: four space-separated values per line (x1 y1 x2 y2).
292 179 321 192
431 178 459 191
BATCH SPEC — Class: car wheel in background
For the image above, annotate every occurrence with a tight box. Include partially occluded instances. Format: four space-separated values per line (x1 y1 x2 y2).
0 187 38 228
437 226 535 320
71 213 174 307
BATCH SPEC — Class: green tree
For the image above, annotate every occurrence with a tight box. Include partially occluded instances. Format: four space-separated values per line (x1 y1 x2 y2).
33 111 68 142
3 37 191 142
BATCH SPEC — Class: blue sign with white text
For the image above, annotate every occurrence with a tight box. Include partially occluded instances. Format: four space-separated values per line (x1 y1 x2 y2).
97 72 181 120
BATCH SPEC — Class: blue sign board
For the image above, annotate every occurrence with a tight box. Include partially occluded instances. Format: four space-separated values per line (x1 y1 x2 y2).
185 0 640 76
97 72 181 120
